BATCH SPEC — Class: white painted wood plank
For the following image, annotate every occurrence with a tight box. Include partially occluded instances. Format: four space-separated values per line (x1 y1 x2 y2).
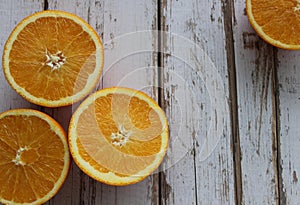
232 0 278 204
100 2 159 204
162 0 235 204
101 0 158 95
277 51 300 205
0 0 42 112
45 1 97 204
47 0 159 205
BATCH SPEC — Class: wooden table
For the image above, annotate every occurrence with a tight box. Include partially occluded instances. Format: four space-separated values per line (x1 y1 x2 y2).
1 0 299 204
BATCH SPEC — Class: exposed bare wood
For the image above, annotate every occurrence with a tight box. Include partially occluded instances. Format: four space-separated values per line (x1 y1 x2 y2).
1 0 300 205
232 0 278 204
0 0 43 113
276 50 300 205
45 0 159 204
222 0 242 204
161 0 235 204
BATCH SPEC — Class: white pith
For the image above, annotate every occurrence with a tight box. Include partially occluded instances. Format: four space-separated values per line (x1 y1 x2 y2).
12 146 27 165
111 124 131 147
45 50 66 70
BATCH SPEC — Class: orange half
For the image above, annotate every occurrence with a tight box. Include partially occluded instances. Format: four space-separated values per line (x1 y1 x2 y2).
2 10 104 107
0 109 70 204
68 87 169 185
247 0 300 49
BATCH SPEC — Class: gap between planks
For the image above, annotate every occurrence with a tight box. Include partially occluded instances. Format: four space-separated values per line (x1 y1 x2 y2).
272 47 285 205
44 0 48 10
222 0 242 204
157 0 166 205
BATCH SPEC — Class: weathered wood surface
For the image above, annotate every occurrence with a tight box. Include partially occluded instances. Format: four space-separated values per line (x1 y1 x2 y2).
0 0 42 111
161 0 235 204
232 0 278 204
277 50 300 205
0 0 299 205
45 0 159 205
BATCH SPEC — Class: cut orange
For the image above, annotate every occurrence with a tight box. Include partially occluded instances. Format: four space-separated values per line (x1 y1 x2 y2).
0 109 70 204
68 87 168 185
247 0 300 50
2 10 104 107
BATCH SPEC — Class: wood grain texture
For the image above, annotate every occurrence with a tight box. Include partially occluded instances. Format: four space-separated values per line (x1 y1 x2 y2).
161 0 235 204
44 1 97 204
45 0 159 204
232 0 278 204
1 0 300 205
0 1 43 205
277 50 300 205
0 0 43 112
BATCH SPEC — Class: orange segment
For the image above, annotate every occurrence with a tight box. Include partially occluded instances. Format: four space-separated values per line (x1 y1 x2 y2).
2 10 104 107
0 109 70 204
247 0 300 49
69 87 169 185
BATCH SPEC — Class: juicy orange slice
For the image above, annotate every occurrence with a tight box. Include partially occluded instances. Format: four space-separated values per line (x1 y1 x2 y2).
0 109 70 204
2 10 104 107
68 87 169 185
247 0 300 49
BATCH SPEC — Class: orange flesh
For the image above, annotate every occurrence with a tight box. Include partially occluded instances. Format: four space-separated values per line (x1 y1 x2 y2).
8 16 96 101
75 93 163 176
250 0 300 45
0 115 65 203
